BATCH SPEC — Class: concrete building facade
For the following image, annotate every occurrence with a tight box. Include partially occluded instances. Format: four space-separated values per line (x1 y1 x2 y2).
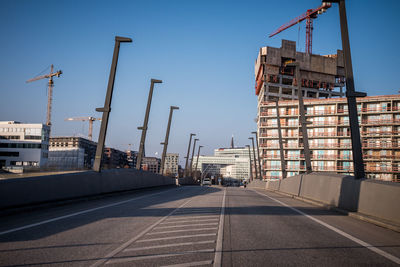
0 121 50 171
164 153 179 177
255 39 344 101
258 95 400 182
142 157 161 173
49 136 97 169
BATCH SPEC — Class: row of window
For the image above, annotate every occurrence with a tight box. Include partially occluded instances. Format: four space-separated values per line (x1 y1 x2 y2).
0 151 19 157
0 143 42 149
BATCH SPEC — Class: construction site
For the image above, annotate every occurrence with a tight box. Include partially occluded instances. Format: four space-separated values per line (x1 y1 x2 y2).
254 3 400 182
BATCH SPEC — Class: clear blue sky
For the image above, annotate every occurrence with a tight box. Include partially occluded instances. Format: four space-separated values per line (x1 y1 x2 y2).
1 0 399 165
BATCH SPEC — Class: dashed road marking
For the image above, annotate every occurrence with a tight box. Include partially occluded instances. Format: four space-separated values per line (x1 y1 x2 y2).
147 227 218 235
124 240 215 252
137 233 217 243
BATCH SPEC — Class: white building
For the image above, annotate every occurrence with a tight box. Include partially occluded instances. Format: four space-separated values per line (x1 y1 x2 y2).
192 147 256 180
0 121 50 171
164 153 179 176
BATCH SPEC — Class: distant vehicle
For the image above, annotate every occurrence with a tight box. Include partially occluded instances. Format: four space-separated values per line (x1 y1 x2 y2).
202 178 212 186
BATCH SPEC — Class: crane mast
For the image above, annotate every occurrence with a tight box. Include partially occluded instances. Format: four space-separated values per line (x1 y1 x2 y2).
65 116 101 141
269 2 331 54
26 64 62 126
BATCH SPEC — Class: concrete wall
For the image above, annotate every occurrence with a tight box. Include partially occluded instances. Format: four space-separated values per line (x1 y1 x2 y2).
0 169 175 210
250 173 400 226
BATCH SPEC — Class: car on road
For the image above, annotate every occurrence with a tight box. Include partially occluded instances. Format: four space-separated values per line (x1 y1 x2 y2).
202 178 212 186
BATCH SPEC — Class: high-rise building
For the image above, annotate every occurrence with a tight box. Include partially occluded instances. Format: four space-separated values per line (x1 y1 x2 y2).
0 121 50 171
164 153 179 177
258 95 400 182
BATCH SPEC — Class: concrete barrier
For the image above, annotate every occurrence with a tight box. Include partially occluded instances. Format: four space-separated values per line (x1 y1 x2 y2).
250 172 400 227
0 169 175 210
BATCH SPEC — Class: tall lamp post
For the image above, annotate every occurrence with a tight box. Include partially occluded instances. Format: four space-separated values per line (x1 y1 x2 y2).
93 36 132 172
249 137 258 180
184 133 196 176
286 62 312 174
160 106 179 175
323 0 366 179
189 138 199 176
194 145 203 180
246 145 253 182
275 101 287 179
136 79 163 170
251 131 263 180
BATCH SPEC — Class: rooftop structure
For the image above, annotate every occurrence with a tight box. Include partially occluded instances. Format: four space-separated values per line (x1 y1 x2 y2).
255 40 345 101
258 95 400 182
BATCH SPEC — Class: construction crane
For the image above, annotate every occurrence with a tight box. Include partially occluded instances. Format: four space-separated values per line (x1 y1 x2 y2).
26 64 62 126
65 117 101 141
269 2 332 54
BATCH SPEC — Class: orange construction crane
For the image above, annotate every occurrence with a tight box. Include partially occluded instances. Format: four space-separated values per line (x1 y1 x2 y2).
65 116 101 141
269 2 331 54
26 64 62 126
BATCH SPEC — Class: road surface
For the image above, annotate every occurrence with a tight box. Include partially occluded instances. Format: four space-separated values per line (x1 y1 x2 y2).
0 185 399 266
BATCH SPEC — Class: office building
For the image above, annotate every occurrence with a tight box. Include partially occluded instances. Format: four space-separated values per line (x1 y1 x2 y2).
0 121 50 171
193 147 256 180
49 136 97 169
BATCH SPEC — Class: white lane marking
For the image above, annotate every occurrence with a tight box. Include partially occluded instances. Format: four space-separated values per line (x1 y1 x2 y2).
253 190 400 265
160 219 219 225
147 227 218 235
155 223 218 230
0 187 178 236
137 233 216 243
90 194 196 267
161 260 213 267
167 215 219 220
213 189 226 267
106 249 215 264
124 240 215 252
174 210 219 214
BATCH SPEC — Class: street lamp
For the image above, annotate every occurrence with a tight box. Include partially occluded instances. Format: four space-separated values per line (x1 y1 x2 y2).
246 145 253 182
189 138 199 176
249 137 258 180
93 36 132 172
194 145 203 180
274 101 287 179
136 79 163 170
160 106 179 175
323 0 366 179
184 133 196 176
251 131 263 180
285 62 312 174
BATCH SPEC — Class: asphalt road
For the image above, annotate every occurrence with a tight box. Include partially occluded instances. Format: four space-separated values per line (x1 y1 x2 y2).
0 185 399 266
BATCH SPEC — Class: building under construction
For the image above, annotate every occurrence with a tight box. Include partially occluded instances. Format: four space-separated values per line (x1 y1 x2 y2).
255 40 344 101
255 40 400 182
258 95 400 182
